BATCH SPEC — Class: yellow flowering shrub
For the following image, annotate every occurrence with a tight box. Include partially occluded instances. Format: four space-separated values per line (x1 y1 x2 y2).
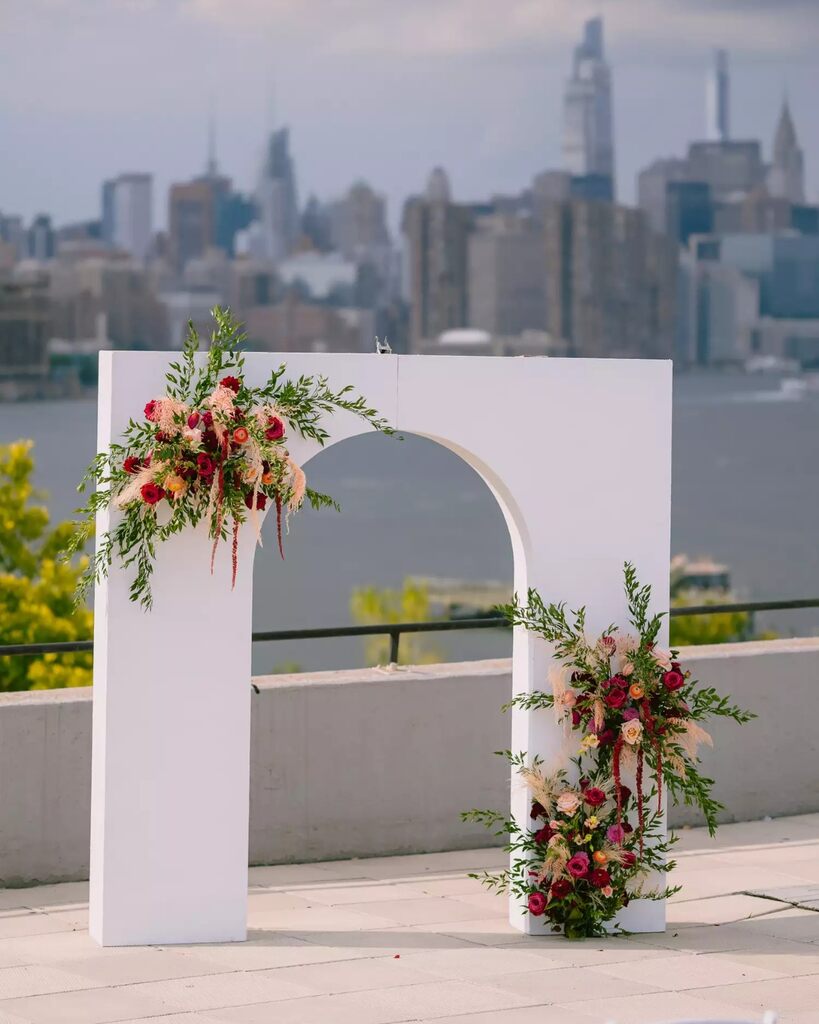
0 441 92 690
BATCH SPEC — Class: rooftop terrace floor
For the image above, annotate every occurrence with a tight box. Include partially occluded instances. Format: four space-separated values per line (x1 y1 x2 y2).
0 816 816 1024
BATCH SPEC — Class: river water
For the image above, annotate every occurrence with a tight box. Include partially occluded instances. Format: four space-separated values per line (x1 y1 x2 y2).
2 371 818 673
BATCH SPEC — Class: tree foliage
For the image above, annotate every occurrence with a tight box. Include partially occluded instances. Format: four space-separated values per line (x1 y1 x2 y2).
0 441 92 690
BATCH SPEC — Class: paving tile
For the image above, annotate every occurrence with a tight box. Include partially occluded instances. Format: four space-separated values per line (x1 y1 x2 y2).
256 956 437 994
248 863 350 887
52 949 235 986
668 892 784 926
117 970 316 1012
176 934 371 972
404 916 534 947
496 936 689 968
0 964 104 999
398 945 568 980
596 950 783 991
0 930 132 967
209 991 411 1024
285 882 424 906
116 1016 235 1024
686 973 819 1015
340 896 496 927
245 904 398 932
244 892 315 913
560 988 754 1023
480 965 661 1004
0 910 79 940
431 1007 605 1024
744 907 819 944
711 944 819 976
0 986 172 1023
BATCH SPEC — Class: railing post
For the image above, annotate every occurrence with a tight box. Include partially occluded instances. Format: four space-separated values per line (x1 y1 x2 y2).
389 630 400 665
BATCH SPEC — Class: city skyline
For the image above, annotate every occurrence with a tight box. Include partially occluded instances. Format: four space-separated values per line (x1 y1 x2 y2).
1 1 817 230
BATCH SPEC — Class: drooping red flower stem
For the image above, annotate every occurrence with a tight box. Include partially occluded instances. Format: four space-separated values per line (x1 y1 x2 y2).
231 519 239 590
275 493 284 559
211 431 230 575
636 748 645 857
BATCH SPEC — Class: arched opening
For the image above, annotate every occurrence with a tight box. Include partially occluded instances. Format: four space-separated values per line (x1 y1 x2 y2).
250 431 517 675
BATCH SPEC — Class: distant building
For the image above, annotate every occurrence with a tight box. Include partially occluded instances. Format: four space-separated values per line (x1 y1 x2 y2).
544 199 677 358
277 250 358 302
562 17 615 198
768 99 805 204
706 49 730 142
300 196 332 253
243 294 375 353
666 181 713 245
402 168 472 350
103 173 153 262
252 127 299 263
467 215 547 336
327 182 390 260
686 140 765 203
26 215 55 262
168 176 231 272
637 158 692 235
0 277 50 385
0 213 25 263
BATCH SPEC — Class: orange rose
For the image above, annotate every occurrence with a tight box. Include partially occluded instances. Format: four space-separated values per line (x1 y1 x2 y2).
262 471 274 485
233 426 249 444
592 850 608 865
629 683 644 699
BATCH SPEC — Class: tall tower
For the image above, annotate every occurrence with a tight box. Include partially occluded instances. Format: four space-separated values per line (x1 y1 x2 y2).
768 98 805 203
706 49 730 142
253 127 300 263
562 17 615 196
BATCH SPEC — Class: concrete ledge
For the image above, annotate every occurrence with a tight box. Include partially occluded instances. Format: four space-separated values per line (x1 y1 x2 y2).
0 639 817 884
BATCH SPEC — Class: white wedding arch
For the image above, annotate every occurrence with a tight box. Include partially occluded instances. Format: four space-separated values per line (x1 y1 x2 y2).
90 351 672 946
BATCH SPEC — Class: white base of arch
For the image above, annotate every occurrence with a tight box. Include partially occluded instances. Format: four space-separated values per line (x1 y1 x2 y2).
90 351 672 946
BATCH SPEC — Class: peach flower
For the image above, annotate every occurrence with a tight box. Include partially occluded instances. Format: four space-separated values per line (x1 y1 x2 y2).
621 719 644 746
556 792 581 815
651 646 673 671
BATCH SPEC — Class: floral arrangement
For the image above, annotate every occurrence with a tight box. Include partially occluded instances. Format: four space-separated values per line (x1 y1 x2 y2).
464 564 753 938
66 308 392 608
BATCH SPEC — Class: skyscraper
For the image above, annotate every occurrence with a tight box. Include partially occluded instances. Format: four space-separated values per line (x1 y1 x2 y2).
562 17 615 198
102 173 152 263
706 49 730 142
768 99 805 204
252 127 299 263
402 168 472 350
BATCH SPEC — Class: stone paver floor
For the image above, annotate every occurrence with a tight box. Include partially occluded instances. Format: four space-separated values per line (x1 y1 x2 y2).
0 815 816 1023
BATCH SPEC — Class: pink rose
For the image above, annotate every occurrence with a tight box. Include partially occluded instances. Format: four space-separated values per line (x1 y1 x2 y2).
663 669 685 692
566 853 590 878
622 708 640 721
556 792 581 815
606 824 625 844
527 892 547 916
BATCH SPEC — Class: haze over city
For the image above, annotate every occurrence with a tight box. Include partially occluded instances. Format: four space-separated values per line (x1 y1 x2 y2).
2 0 818 227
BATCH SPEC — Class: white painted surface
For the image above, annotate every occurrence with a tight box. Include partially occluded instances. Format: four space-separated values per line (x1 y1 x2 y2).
91 352 671 944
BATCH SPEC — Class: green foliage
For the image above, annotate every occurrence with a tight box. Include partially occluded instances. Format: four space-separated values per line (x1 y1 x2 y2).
349 578 442 666
670 594 752 647
0 441 93 690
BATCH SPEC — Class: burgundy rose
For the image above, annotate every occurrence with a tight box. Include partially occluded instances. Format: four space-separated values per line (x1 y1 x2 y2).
617 784 632 803
622 821 634 835
202 410 214 427
571 709 582 728
265 416 285 441
534 825 554 845
605 688 627 709
566 852 590 878
187 412 200 428
612 674 629 689
123 455 141 475
583 787 606 808
622 708 640 721
155 430 171 442
663 669 685 692
196 454 215 477
144 399 158 421
621 851 637 868
589 868 611 888
244 491 267 510
527 892 547 916
530 801 546 820
550 879 572 900
219 375 241 393
606 824 625 844
140 482 165 505
578 777 590 791
597 729 616 747
203 430 219 452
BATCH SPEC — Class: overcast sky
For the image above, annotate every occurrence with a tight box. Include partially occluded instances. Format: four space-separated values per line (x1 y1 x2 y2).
1 0 817 232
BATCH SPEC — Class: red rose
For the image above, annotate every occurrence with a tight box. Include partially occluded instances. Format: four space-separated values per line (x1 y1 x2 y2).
197 454 215 477
155 431 171 442
533 825 554 845
583 787 606 807
605 688 627 709
202 411 214 427
187 412 200 428
566 852 590 878
550 879 572 900
571 709 582 727
244 491 267 510
531 801 546 819
140 482 165 505
621 851 637 868
265 416 285 441
220 375 241 393
123 455 141 474
144 399 158 421
597 729 616 746
527 892 547 916
578 777 590 791
663 669 685 692
589 868 611 888
617 784 632 804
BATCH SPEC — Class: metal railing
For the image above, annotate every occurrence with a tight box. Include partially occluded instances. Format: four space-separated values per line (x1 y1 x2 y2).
1 597 818 664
